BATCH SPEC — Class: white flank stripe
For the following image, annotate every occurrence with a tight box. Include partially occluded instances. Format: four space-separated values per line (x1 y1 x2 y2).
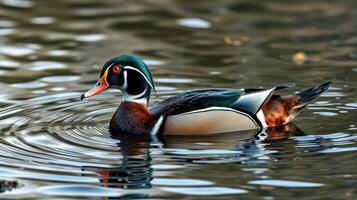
256 110 267 127
151 116 164 136
183 106 237 114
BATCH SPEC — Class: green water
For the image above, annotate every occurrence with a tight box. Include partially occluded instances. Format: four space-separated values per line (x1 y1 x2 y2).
0 0 356 199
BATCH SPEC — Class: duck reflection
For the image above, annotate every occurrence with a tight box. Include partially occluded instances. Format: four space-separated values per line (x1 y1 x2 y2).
255 123 304 142
161 123 304 149
0 180 18 193
109 134 152 189
93 134 152 199
159 123 305 165
93 123 303 199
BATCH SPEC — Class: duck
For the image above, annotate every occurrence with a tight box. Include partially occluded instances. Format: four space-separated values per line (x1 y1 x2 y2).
81 54 331 136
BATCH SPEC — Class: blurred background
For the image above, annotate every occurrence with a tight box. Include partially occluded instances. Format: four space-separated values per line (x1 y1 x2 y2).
0 0 356 199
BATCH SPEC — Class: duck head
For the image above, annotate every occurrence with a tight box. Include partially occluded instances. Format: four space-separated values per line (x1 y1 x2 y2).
81 54 155 104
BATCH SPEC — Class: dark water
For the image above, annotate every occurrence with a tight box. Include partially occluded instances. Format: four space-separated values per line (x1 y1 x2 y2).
0 0 356 199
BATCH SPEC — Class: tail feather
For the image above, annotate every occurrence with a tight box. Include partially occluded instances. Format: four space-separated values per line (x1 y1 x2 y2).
293 82 332 110
262 82 331 127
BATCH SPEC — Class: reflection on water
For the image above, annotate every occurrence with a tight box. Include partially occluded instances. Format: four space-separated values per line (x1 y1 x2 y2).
0 0 356 199
103 134 152 189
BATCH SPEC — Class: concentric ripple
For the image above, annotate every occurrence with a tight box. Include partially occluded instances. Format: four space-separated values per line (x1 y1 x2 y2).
0 93 121 177
0 92 255 198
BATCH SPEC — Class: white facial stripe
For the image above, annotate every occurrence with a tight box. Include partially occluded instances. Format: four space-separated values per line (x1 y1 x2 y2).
124 66 154 89
121 67 148 105
122 70 128 89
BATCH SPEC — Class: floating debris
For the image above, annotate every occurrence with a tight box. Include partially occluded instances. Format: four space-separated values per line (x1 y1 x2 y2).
293 51 307 65
0 179 19 193
223 36 247 46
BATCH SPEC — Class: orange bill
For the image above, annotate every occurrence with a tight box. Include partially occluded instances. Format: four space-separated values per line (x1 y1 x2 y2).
81 67 110 100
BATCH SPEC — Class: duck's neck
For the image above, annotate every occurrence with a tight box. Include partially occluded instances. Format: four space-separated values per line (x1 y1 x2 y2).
121 91 149 106
121 69 151 105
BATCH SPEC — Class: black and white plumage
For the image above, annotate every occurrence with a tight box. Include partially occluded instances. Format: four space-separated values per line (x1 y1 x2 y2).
81 54 331 135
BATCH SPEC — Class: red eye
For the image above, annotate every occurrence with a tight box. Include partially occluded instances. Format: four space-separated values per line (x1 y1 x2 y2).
112 65 121 74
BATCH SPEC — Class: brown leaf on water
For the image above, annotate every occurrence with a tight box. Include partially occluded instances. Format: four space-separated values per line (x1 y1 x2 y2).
0 179 18 193
293 51 307 65
224 36 243 46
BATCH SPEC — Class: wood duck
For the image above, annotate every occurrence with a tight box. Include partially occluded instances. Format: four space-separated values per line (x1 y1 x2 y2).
81 54 331 136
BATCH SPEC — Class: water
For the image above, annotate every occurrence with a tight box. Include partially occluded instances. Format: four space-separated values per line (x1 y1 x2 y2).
0 0 356 199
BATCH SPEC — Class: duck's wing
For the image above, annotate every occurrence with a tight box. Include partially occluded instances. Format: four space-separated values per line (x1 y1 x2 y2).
152 83 297 135
232 83 296 114
150 88 244 116
243 82 295 93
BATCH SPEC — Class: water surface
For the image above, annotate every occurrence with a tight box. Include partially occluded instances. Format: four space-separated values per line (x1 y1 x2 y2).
0 0 356 199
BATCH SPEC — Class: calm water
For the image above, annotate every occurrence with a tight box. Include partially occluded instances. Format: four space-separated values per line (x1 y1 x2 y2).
0 0 356 199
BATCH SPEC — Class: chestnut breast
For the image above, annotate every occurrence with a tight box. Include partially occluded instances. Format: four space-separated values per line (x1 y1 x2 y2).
110 101 157 134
